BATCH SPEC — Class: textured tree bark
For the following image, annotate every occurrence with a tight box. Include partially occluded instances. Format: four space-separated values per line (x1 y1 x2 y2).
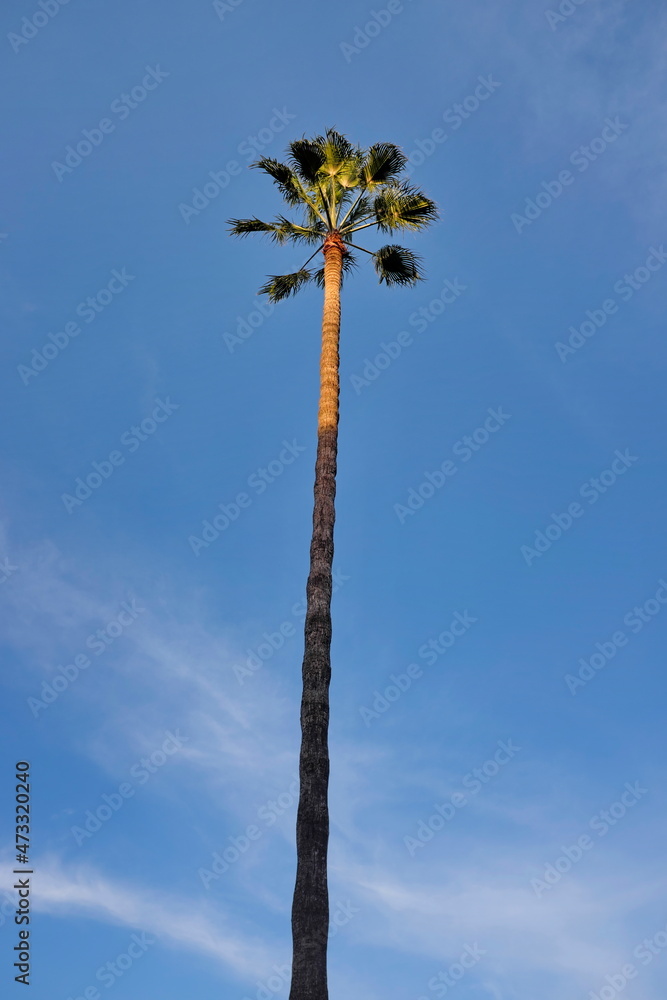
289 232 344 1000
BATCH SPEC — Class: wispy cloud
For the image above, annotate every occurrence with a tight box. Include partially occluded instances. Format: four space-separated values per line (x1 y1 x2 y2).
0 856 281 980
333 853 667 998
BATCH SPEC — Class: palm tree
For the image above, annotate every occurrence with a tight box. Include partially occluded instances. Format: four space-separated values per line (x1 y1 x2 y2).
229 129 437 1000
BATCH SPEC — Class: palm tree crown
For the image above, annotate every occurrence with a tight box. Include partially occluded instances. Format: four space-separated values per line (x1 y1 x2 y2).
229 127 438 299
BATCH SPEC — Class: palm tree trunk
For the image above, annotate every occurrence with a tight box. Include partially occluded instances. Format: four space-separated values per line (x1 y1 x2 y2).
289 232 344 1000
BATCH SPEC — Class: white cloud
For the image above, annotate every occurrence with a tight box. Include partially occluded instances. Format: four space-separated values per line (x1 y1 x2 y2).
0 856 281 980
334 855 667 998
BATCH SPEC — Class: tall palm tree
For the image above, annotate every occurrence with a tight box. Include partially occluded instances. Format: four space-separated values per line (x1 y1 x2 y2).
229 129 437 1000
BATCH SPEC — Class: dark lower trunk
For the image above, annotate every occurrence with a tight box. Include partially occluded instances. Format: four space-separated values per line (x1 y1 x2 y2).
289 425 336 999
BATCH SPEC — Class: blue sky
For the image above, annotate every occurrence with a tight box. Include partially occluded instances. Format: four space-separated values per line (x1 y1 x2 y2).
2 0 667 998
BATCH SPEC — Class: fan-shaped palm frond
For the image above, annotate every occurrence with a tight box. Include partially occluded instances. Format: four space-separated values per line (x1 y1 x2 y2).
318 128 356 164
316 129 363 187
258 268 315 303
288 138 326 184
272 216 326 245
374 245 424 286
228 216 322 247
227 217 280 238
362 142 407 188
251 157 303 206
372 182 439 233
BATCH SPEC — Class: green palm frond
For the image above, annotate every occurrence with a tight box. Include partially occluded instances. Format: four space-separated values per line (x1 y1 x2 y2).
362 143 407 188
373 182 439 233
273 216 326 245
251 158 302 206
228 216 322 246
228 217 279 237
258 269 315 302
374 245 424 286
288 138 326 184
317 129 363 187
313 251 358 288
317 129 356 164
